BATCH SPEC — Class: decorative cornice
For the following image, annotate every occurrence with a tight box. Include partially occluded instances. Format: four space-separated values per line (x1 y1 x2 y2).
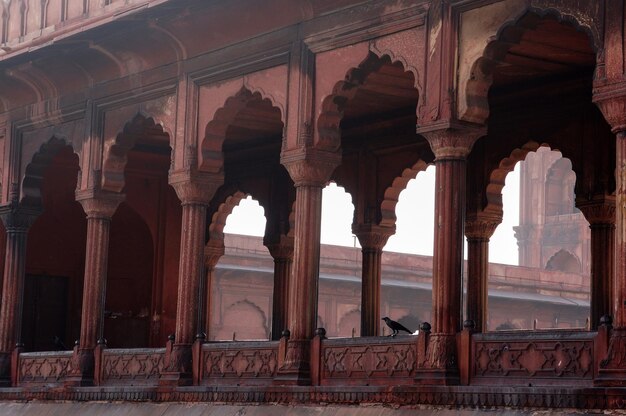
281 148 341 187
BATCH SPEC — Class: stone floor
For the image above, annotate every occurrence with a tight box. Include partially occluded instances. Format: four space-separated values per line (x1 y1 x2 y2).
0 403 615 415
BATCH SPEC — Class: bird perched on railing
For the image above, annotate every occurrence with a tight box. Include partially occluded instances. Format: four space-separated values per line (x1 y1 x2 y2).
382 317 413 337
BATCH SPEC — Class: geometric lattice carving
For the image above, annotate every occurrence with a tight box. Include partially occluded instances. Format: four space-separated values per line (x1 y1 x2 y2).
18 352 73 385
201 342 278 384
321 338 417 384
473 333 594 384
101 348 165 385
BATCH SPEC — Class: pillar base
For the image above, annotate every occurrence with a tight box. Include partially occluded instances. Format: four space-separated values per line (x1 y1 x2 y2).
415 333 459 386
596 328 626 386
159 344 193 387
274 339 311 386
64 348 95 387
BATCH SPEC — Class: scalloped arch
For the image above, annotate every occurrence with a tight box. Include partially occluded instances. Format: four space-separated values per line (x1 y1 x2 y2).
484 141 544 216
316 52 419 152
101 112 170 193
200 87 284 174
380 160 430 228
21 136 81 207
462 8 599 125
208 191 248 242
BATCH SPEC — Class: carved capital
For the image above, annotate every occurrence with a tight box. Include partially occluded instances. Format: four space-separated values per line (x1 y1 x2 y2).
417 121 486 160
169 170 223 205
465 213 501 240
578 195 616 226
0 204 41 232
76 190 125 219
281 148 341 187
204 240 225 268
593 83 626 133
265 234 294 260
353 224 394 249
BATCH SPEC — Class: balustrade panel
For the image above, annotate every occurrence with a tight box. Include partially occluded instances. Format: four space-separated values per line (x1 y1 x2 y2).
471 331 596 386
199 341 279 385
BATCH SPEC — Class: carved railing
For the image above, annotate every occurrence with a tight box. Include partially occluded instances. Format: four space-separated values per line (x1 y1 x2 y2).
17 350 73 386
318 335 421 386
99 347 166 386
195 340 279 385
470 330 597 386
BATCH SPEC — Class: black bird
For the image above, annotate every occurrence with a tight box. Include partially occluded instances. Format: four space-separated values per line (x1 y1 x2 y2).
382 317 413 337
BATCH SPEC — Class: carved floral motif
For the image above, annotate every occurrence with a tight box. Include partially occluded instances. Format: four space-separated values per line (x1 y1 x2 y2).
102 349 165 383
474 339 593 380
18 352 72 385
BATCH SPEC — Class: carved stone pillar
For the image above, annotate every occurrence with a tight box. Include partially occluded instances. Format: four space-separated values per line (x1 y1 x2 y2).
0 204 39 386
594 89 626 385
266 235 294 341
354 224 393 337
276 148 340 384
579 196 615 330
202 240 224 338
416 122 484 385
464 214 500 333
67 190 124 385
162 171 221 385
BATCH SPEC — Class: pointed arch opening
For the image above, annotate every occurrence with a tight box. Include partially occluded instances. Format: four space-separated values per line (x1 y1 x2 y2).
100 112 179 347
209 194 273 341
318 182 360 338
487 147 590 331
24 142 84 352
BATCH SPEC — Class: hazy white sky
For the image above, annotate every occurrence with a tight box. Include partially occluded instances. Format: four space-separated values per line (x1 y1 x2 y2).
224 164 521 265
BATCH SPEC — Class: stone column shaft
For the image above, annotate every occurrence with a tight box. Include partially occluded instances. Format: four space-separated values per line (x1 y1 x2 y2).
288 185 322 340
465 216 499 332
0 228 28 353
0 205 39 384
279 148 340 384
176 202 207 345
579 197 615 330
76 193 124 350
417 124 483 384
355 226 393 337
616 132 626 328
432 158 466 334
164 171 220 384
67 192 123 386
202 242 224 337
80 215 112 348
267 239 293 341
